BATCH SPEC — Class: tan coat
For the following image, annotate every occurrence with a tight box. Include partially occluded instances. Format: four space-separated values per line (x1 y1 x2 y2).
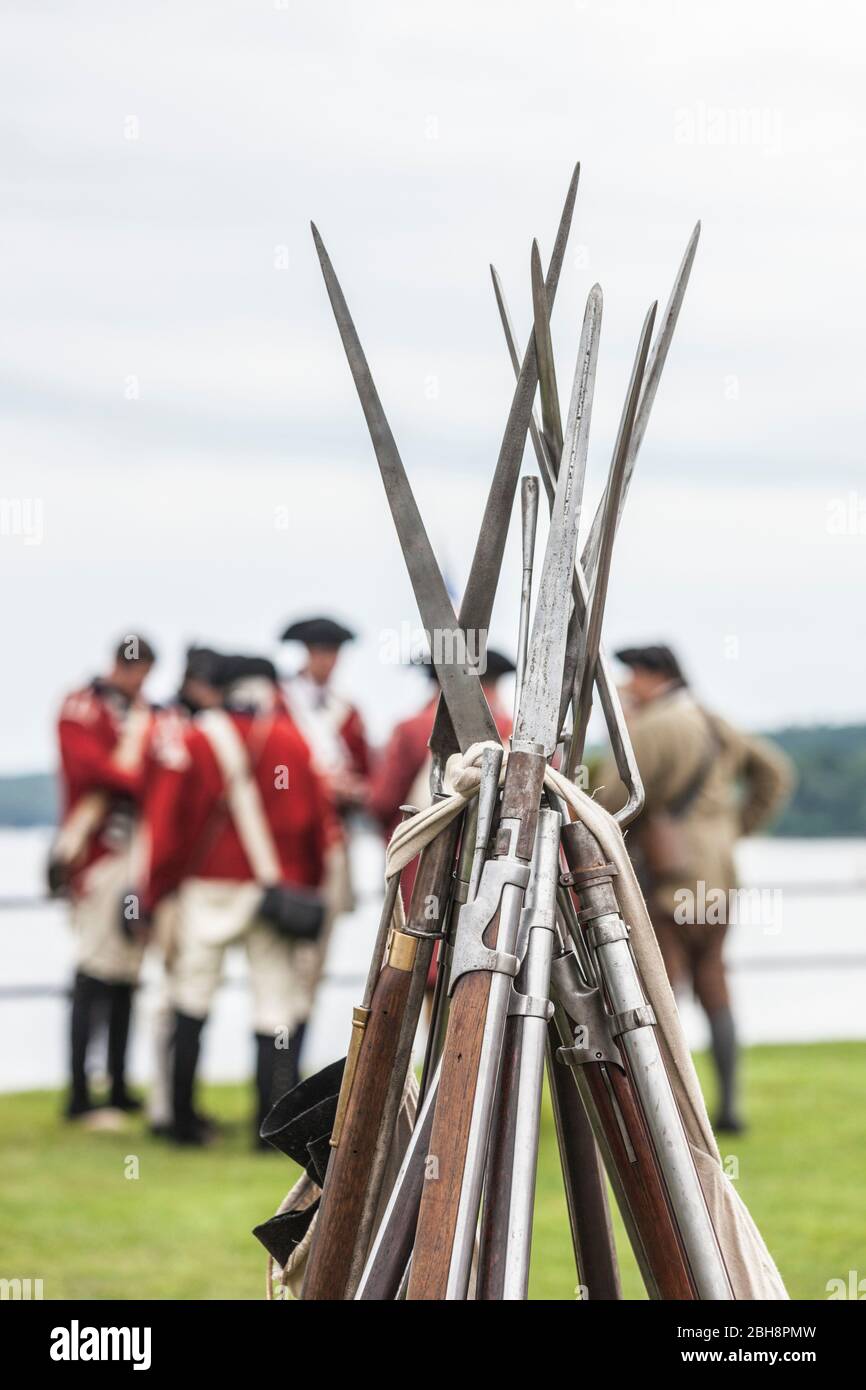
594 687 795 915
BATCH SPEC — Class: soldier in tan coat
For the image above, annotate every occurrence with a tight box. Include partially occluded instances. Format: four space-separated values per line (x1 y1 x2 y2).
594 645 794 1133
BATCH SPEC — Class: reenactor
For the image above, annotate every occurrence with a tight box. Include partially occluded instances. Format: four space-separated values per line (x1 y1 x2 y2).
143 646 224 1136
367 647 516 843
594 644 794 1132
279 616 371 1073
141 655 332 1145
50 634 158 1121
279 616 370 815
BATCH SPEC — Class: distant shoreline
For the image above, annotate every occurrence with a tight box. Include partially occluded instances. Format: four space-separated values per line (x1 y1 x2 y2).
3 721 865 837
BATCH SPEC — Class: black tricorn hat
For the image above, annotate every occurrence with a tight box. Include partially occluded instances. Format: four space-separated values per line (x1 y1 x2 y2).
213 654 278 688
279 616 356 648
182 646 223 684
481 648 517 681
411 645 516 683
615 644 686 685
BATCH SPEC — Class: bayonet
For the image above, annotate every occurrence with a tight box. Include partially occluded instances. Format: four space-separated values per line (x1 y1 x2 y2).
427 163 580 762
581 221 700 582
515 286 602 755
491 263 644 824
311 224 499 752
531 239 563 461
513 475 539 723
566 301 657 776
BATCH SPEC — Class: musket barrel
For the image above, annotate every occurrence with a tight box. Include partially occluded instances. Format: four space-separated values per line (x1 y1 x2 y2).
560 818 733 1300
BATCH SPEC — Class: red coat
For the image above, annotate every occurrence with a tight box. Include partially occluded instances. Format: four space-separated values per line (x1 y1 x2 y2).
367 696 513 842
368 694 513 988
143 710 331 910
56 681 155 888
367 693 513 901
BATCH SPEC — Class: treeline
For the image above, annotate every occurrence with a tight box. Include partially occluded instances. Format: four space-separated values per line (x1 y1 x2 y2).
768 725 866 838
0 724 863 837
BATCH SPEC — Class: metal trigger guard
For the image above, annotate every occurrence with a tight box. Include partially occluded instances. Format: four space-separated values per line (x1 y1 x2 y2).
448 857 531 996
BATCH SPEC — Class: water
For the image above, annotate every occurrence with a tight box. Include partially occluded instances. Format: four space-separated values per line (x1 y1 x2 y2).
0 828 864 1093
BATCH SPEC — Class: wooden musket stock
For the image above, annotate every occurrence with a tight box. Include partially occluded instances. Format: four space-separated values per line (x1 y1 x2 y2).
301 815 461 1300
407 748 546 1299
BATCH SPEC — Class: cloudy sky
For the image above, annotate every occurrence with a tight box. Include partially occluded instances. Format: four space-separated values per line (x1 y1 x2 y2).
1 0 864 771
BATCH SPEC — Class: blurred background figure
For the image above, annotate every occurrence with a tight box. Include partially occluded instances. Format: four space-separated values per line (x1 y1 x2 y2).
594 644 794 1133
367 647 516 842
143 645 224 1136
279 616 370 816
279 615 371 1077
49 634 158 1122
142 655 331 1146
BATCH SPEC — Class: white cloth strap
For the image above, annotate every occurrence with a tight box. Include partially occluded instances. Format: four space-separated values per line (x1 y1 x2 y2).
198 709 281 886
53 704 153 868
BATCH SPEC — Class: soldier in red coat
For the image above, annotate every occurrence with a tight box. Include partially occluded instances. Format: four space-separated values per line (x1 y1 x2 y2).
279 616 370 815
51 634 158 1119
142 655 333 1145
141 646 225 1136
367 648 516 844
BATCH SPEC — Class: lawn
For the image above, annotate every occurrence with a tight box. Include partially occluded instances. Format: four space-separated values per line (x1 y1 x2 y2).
0 1042 863 1300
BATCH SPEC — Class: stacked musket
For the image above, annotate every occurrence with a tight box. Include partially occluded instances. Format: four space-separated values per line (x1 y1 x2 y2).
254 166 734 1301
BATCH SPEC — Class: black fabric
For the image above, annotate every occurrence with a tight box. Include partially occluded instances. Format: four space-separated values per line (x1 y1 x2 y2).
272 1022 307 1102
259 882 325 941
213 654 278 689
264 1095 341 1180
67 971 110 1114
260 1058 345 1170
107 982 135 1105
305 1132 333 1187
280 617 355 647
252 1202 320 1267
614 644 686 684
171 1011 205 1138
183 646 223 684
709 1005 741 1128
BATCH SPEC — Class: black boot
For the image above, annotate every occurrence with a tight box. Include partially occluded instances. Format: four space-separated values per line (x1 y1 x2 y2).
275 1021 307 1100
107 982 141 1110
170 1011 208 1145
66 972 108 1118
709 1006 744 1133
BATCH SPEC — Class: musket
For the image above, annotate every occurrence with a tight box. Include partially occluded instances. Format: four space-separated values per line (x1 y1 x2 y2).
490 265 644 825
492 258 718 1295
407 286 603 1299
558 817 732 1299
476 302 656 1301
303 173 581 1296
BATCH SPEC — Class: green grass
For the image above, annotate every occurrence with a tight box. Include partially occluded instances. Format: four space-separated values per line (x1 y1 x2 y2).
1 1042 863 1300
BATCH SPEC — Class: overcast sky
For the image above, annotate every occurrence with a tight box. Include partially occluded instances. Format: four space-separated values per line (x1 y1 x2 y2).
1 0 864 772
